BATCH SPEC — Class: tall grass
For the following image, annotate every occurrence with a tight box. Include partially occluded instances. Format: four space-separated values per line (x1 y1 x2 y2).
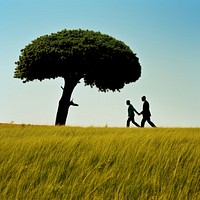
0 124 199 199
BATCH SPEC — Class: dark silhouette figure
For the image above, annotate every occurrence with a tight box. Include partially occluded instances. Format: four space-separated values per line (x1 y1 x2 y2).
140 96 156 127
126 100 140 127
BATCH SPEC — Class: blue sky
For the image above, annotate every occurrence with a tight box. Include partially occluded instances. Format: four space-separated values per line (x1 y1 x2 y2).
0 0 199 127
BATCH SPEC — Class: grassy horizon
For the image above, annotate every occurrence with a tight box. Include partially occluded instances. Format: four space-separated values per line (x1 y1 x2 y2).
0 124 199 199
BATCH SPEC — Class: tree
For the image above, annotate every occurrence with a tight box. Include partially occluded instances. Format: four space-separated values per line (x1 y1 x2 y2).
14 29 141 125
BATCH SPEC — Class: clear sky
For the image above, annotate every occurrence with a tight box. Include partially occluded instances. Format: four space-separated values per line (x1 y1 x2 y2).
0 0 199 127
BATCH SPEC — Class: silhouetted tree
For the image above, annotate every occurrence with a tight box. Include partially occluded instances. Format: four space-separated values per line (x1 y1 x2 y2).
14 29 141 125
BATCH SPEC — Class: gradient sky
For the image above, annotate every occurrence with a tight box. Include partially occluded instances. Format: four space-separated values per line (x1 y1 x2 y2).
0 0 199 127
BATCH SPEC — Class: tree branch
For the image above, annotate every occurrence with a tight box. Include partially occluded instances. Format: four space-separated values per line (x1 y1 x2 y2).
69 99 79 106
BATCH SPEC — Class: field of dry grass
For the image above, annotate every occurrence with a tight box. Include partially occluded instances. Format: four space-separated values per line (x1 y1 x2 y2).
0 124 199 199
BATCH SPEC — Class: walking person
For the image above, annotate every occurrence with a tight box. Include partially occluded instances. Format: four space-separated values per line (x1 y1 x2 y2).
140 96 156 127
126 100 140 127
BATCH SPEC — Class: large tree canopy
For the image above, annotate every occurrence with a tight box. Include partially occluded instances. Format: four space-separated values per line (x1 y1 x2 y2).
14 29 141 91
14 29 141 125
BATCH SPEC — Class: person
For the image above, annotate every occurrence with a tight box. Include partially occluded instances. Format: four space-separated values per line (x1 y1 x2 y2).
140 96 156 127
126 100 140 127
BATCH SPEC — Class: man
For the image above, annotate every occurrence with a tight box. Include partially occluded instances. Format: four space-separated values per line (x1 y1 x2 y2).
140 96 156 127
126 100 140 127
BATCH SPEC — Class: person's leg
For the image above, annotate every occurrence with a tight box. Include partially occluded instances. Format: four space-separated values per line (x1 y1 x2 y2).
141 117 146 127
147 117 156 127
133 121 140 127
127 117 131 127
131 118 140 127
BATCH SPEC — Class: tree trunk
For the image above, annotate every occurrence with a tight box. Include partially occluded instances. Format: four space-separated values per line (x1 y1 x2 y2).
55 78 77 125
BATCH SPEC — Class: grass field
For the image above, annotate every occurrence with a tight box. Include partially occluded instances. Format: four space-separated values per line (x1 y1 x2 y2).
0 124 199 200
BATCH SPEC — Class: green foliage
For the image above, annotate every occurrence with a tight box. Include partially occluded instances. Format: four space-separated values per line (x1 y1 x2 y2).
0 124 199 199
14 29 141 92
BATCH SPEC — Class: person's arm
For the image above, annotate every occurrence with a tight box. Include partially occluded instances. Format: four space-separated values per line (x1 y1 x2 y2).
133 107 140 115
